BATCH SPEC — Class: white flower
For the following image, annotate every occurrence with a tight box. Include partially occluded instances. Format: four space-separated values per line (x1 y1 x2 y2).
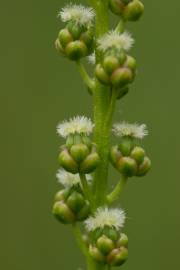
58 4 95 27
57 116 94 138
97 30 134 52
112 122 148 139
85 207 126 232
56 169 92 188
87 52 96 65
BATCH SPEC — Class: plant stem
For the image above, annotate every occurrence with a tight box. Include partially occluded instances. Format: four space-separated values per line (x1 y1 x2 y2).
79 173 94 209
76 61 95 90
87 257 108 270
115 19 126 33
72 223 89 258
106 174 127 204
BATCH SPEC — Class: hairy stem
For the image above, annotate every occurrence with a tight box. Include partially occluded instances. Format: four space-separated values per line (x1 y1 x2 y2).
72 223 89 258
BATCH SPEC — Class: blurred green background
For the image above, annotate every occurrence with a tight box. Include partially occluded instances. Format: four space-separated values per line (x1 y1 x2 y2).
1 0 180 269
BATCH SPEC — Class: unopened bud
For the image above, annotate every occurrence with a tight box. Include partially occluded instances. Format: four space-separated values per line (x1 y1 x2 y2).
117 156 137 177
103 56 120 75
95 64 110 85
58 149 78 173
107 247 128 266
54 189 70 202
70 143 89 163
137 156 151 176
111 67 133 88
76 203 90 221
97 235 115 255
52 201 75 224
80 152 100 173
123 0 144 21
124 55 137 70
117 233 128 248
131 146 145 164
109 0 125 16
67 22 83 40
80 30 94 47
109 145 122 166
89 246 105 263
118 137 134 156
66 191 85 213
65 41 88 61
58 29 73 48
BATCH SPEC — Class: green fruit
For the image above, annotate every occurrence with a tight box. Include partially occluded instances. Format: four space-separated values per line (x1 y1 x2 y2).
125 55 137 70
118 137 134 156
117 157 137 177
76 203 90 221
110 145 122 166
65 41 88 60
109 0 126 16
54 189 70 202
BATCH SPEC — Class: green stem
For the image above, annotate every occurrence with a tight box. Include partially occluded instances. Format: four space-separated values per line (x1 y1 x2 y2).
76 61 95 90
94 88 117 205
72 223 89 258
107 175 127 205
87 257 108 270
115 19 126 33
79 173 94 209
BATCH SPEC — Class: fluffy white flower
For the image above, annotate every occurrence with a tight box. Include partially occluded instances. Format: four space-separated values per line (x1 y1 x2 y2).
87 52 96 65
56 169 92 188
58 4 95 27
85 207 126 232
57 116 94 138
112 122 148 139
97 30 134 52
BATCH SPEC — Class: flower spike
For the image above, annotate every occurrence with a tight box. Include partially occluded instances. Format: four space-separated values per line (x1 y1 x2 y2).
97 30 134 53
57 116 94 138
58 4 95 27
85 207 126 232
112 122 148 139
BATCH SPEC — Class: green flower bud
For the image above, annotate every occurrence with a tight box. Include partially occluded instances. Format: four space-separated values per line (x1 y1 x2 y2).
66 191 85 213
103 227 119 242
117 156 137 177
55 39 65 55
109 0 125 16
80 152 100 173
70 143 89 163
80 30 94 48
89 245 105 263
131 146 145 164
118 137 134 156
97 235 115 255
111 67 133 88
67 22 84 40
76 203 90 221
65 41 88 61
137 156 151 176
95 64 110 85
123 0 144 21
117 233 128 248
124 55 137 70
109 145 122 166
107 247 128 266
54 189 70 202
52 201 75 224
66 134 74 149
58 29 73 48
58 148 78 174
103 56 120 75
82 136 92 149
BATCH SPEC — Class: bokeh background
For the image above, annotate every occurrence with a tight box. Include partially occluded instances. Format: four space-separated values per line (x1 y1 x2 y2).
2 0 180 269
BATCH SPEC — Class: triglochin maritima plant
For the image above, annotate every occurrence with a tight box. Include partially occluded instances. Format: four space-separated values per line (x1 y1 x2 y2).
52 1 151 270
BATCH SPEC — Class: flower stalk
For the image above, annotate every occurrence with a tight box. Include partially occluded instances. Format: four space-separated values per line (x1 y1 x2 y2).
52 1 151 270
